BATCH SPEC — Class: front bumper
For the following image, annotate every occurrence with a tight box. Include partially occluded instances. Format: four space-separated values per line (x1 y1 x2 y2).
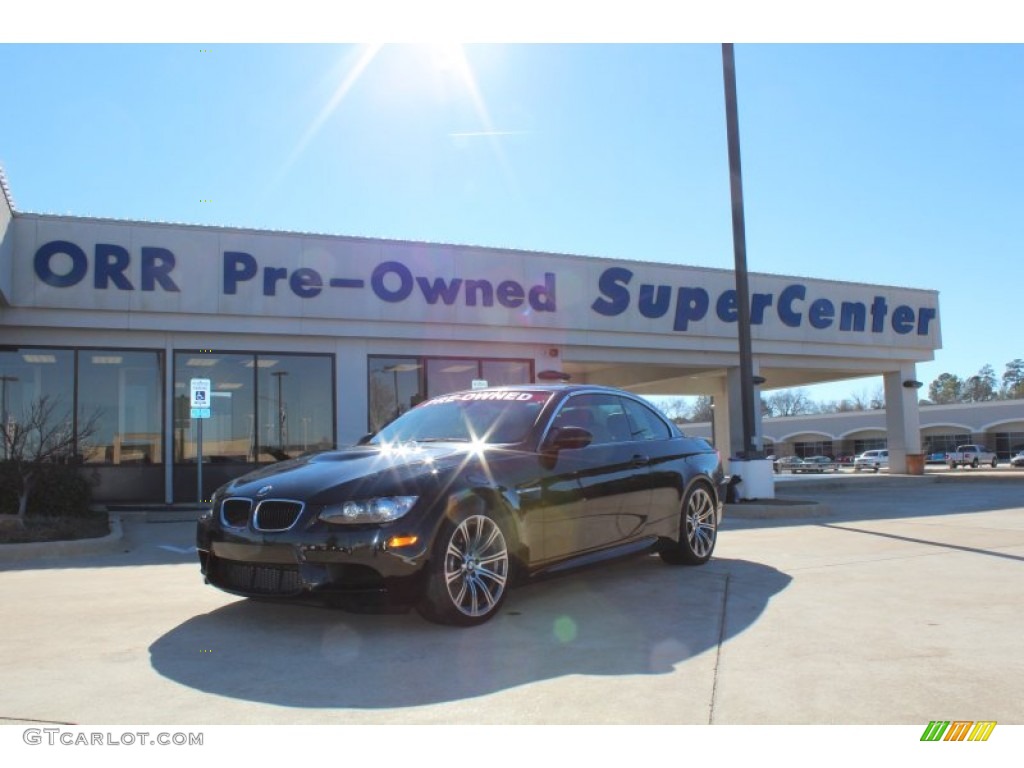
196 514 431 606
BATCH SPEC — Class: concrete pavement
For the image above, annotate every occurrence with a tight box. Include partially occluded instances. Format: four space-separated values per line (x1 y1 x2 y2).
0 472 1021 725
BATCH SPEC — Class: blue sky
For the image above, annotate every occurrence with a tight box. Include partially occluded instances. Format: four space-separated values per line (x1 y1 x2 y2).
2 34 1021 405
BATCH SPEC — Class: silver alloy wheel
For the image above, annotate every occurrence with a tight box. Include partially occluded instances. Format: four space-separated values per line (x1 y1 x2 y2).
685 486 716 559
443 514 509 618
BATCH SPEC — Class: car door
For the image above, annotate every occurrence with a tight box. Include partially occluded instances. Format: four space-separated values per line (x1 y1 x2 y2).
618 396 682 534
537 392 652 560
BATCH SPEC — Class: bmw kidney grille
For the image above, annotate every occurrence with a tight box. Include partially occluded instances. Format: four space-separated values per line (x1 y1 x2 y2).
253 500 304 532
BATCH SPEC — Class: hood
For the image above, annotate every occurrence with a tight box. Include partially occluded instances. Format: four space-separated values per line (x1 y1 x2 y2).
221 442 490 503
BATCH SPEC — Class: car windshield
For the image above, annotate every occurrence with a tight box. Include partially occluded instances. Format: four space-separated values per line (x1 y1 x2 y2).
371 390 553 445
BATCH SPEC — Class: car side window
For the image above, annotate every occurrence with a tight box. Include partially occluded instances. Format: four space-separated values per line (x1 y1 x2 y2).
621 398 672 441
550 393 625 445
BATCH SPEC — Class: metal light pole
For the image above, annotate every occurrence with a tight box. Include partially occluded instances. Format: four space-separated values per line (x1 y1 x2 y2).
273 371 289 449
722 43 759 458
0 375 17 460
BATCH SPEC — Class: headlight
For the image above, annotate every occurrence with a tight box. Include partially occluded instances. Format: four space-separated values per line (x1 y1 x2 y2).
319 496 418 525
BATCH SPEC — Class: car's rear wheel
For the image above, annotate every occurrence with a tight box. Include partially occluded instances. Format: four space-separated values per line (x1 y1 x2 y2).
991 458 998 468
417 506 510 626
660 483 717 566
971 458 979 468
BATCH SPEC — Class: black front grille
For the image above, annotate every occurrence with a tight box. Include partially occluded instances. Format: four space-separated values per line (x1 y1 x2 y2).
221 498 252 528
254 500 304 531
211 560 303 595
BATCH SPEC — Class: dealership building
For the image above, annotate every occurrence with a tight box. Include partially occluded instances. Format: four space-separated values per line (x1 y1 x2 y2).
685 398 1024 462
1 170 953 504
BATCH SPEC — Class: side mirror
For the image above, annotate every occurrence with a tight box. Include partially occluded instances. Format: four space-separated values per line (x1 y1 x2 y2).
356 432 374 446
547 425 593 451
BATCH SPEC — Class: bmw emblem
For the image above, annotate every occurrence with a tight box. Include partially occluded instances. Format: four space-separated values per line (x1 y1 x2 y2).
256 485 273 497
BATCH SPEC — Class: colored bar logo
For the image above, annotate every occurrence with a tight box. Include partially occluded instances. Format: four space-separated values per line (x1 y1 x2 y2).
921 720 997 741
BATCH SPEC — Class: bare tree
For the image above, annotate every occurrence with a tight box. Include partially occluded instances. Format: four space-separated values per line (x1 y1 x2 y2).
1 396 100 523
688 395 715 423
764 389 815 417
653 397 691 421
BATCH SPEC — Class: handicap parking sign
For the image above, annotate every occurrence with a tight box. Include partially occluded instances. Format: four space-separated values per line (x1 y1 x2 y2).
190 378 211 409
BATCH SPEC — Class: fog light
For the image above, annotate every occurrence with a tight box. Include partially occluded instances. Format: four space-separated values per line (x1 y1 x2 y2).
387 535 419 548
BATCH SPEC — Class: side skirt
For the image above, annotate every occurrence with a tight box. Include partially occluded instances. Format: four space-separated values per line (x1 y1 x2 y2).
528 536 662 581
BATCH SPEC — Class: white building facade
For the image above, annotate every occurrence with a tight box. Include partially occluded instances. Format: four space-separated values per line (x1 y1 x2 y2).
0 173 943 503
685 398 1024 461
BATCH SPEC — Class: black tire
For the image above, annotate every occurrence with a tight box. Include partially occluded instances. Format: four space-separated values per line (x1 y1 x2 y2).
660 483 717 566
971 458 979 468
417 504 511 627
948 461 957 469
991 458 998 468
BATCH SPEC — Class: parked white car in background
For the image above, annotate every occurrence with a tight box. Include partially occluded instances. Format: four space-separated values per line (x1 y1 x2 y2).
853 449 889 472
946 444 998 469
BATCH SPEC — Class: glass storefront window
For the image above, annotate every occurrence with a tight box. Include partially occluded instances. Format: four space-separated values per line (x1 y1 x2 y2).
78 350 163 464
482 360 532 388
368 358 424 433
174 353 255 464
0 348 75 461
426 358 480 398
174 352 335 465
368 355 533 433
256 354 334 460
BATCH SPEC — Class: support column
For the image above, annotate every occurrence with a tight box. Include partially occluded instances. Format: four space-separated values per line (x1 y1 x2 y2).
723 364 765 470
883 364 923 474
710 378 731 462
164 339 174 504
722 364 774 499
725 366 765 452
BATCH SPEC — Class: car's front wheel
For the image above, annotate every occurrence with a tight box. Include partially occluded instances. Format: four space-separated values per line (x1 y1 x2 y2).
660 483 717 566
417 505 511 627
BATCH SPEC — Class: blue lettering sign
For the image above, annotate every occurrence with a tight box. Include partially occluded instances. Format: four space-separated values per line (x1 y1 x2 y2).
591 267 632 316
372 261 414 302
589 267 937 337
223 251 258 295
140 247 180 292
34 241 179 292
34 240 89 288
95 244 133 290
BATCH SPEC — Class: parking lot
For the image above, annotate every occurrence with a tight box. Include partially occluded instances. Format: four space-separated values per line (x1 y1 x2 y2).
1 472 1022 726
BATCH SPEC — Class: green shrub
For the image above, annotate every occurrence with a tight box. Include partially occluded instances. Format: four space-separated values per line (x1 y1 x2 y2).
0 461 93 518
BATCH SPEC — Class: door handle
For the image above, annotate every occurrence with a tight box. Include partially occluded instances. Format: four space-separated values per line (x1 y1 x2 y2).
631 454 650 467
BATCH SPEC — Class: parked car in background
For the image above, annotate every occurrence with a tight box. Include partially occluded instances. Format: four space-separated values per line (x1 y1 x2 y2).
1010 450 1024 468
197 384 726 626
853 449 889 472
946 444 998 469
791 455 840 473
773 456 804 474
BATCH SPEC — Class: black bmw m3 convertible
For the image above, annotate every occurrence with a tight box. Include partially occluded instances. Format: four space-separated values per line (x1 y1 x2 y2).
197 384 726 626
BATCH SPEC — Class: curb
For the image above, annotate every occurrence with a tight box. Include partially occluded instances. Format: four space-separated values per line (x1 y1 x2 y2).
726 498 831 520
0 514 124 564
